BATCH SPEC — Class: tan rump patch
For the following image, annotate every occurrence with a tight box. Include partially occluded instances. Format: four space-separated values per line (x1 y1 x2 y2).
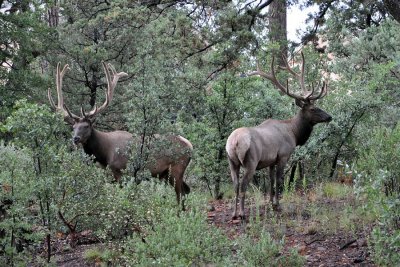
226 128 251 165
178 135 193 149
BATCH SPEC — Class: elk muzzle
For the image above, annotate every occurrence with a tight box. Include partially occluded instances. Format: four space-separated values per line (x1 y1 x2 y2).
73 136 81 145
325 114 332 122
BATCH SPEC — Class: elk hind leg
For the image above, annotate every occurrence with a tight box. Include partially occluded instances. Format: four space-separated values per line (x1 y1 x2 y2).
228 158 240 219
168 164 188 210
239 166 256 220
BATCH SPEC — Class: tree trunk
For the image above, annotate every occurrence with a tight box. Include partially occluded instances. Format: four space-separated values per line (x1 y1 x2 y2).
268 0 287 65
383 0 400 23
48 2 59 28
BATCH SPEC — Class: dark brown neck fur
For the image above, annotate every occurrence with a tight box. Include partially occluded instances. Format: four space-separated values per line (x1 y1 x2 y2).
83 129 108 167
291 113 314 146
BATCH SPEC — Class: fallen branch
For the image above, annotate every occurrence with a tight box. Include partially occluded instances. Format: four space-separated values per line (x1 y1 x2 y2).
305 234 326 245
339 239 357 250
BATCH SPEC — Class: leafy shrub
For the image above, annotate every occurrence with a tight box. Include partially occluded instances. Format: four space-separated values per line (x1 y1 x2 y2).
354 125 400 266
114 190 232 266
356 125 400 195
0 143 42 265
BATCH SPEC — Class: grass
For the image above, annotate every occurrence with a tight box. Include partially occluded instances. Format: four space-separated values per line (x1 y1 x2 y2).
273 180 372 236
220 178 367 239
84 247 115 266
223 178 367 235
318 182 354 199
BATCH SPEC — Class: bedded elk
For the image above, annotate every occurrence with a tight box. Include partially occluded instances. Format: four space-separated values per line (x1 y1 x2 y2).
48 62 193 206
226 52 332 219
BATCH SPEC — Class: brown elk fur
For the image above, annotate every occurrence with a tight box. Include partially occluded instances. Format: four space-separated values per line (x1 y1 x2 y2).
227 53 332 219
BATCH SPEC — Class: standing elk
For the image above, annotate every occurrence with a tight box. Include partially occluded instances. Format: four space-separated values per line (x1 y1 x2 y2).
226 52 332 219
48 62 193 207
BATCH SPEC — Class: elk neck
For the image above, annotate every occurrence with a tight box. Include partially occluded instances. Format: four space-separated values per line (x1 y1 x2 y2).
290 112 314 146
82 128 108 167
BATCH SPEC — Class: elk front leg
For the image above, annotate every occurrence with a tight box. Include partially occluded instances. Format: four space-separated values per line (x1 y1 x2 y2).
111 167 122 184
273 161 286 211
228 159 240 219
269 165 276 204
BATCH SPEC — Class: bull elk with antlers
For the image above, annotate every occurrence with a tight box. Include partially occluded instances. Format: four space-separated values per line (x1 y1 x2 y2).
226 52 332 219
48 62 193 207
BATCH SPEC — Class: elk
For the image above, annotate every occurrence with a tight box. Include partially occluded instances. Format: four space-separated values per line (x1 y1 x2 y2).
226 52 332 219
48 62 193 206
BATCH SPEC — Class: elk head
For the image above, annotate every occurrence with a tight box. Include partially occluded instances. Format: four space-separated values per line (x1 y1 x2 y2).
48 62 128 145
249 52 332 124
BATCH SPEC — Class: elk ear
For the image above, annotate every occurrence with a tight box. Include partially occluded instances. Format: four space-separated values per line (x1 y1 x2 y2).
295 98 304 108
64 116 76 126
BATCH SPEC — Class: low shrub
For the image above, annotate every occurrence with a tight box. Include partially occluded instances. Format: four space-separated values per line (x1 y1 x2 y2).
115 191 232 266
354 125 400 266
236 226 305 267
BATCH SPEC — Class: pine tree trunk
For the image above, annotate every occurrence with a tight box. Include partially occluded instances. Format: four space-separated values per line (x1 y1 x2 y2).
268 0 287 65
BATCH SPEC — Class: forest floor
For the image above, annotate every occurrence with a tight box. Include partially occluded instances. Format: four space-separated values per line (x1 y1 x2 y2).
54 183 376 267
207 184 376 267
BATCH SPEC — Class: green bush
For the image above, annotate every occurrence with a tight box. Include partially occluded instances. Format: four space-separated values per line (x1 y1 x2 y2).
0 143 42 265
355 125 400 266
356 125 400 195
115 191 232 266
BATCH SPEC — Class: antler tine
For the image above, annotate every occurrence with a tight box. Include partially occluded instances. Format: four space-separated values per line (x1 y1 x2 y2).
64 104 76 119
48 87 56 109
81 105 93 118
249 55 306 101
85 62 128 117
308 81 328 101
299 52 306 95
250 52 329 102
280 52 307 96
48 62 80 120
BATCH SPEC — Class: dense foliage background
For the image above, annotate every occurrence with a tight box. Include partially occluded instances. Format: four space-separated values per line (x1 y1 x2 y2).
1 0 399 266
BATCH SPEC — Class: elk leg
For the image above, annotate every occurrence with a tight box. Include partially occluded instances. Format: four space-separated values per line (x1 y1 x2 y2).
111 168 122 184
228 159 240 219
239 167 255 219
169 165 187 210
269 165 276 204
273 162 286 211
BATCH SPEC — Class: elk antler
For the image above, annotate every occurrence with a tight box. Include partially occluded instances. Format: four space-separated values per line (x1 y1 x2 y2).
82 62 128 118
248 52 327 102
48 62 80 120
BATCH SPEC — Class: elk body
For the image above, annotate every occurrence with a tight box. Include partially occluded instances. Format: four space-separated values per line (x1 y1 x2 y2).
48 62 193 205
226 53 332 219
